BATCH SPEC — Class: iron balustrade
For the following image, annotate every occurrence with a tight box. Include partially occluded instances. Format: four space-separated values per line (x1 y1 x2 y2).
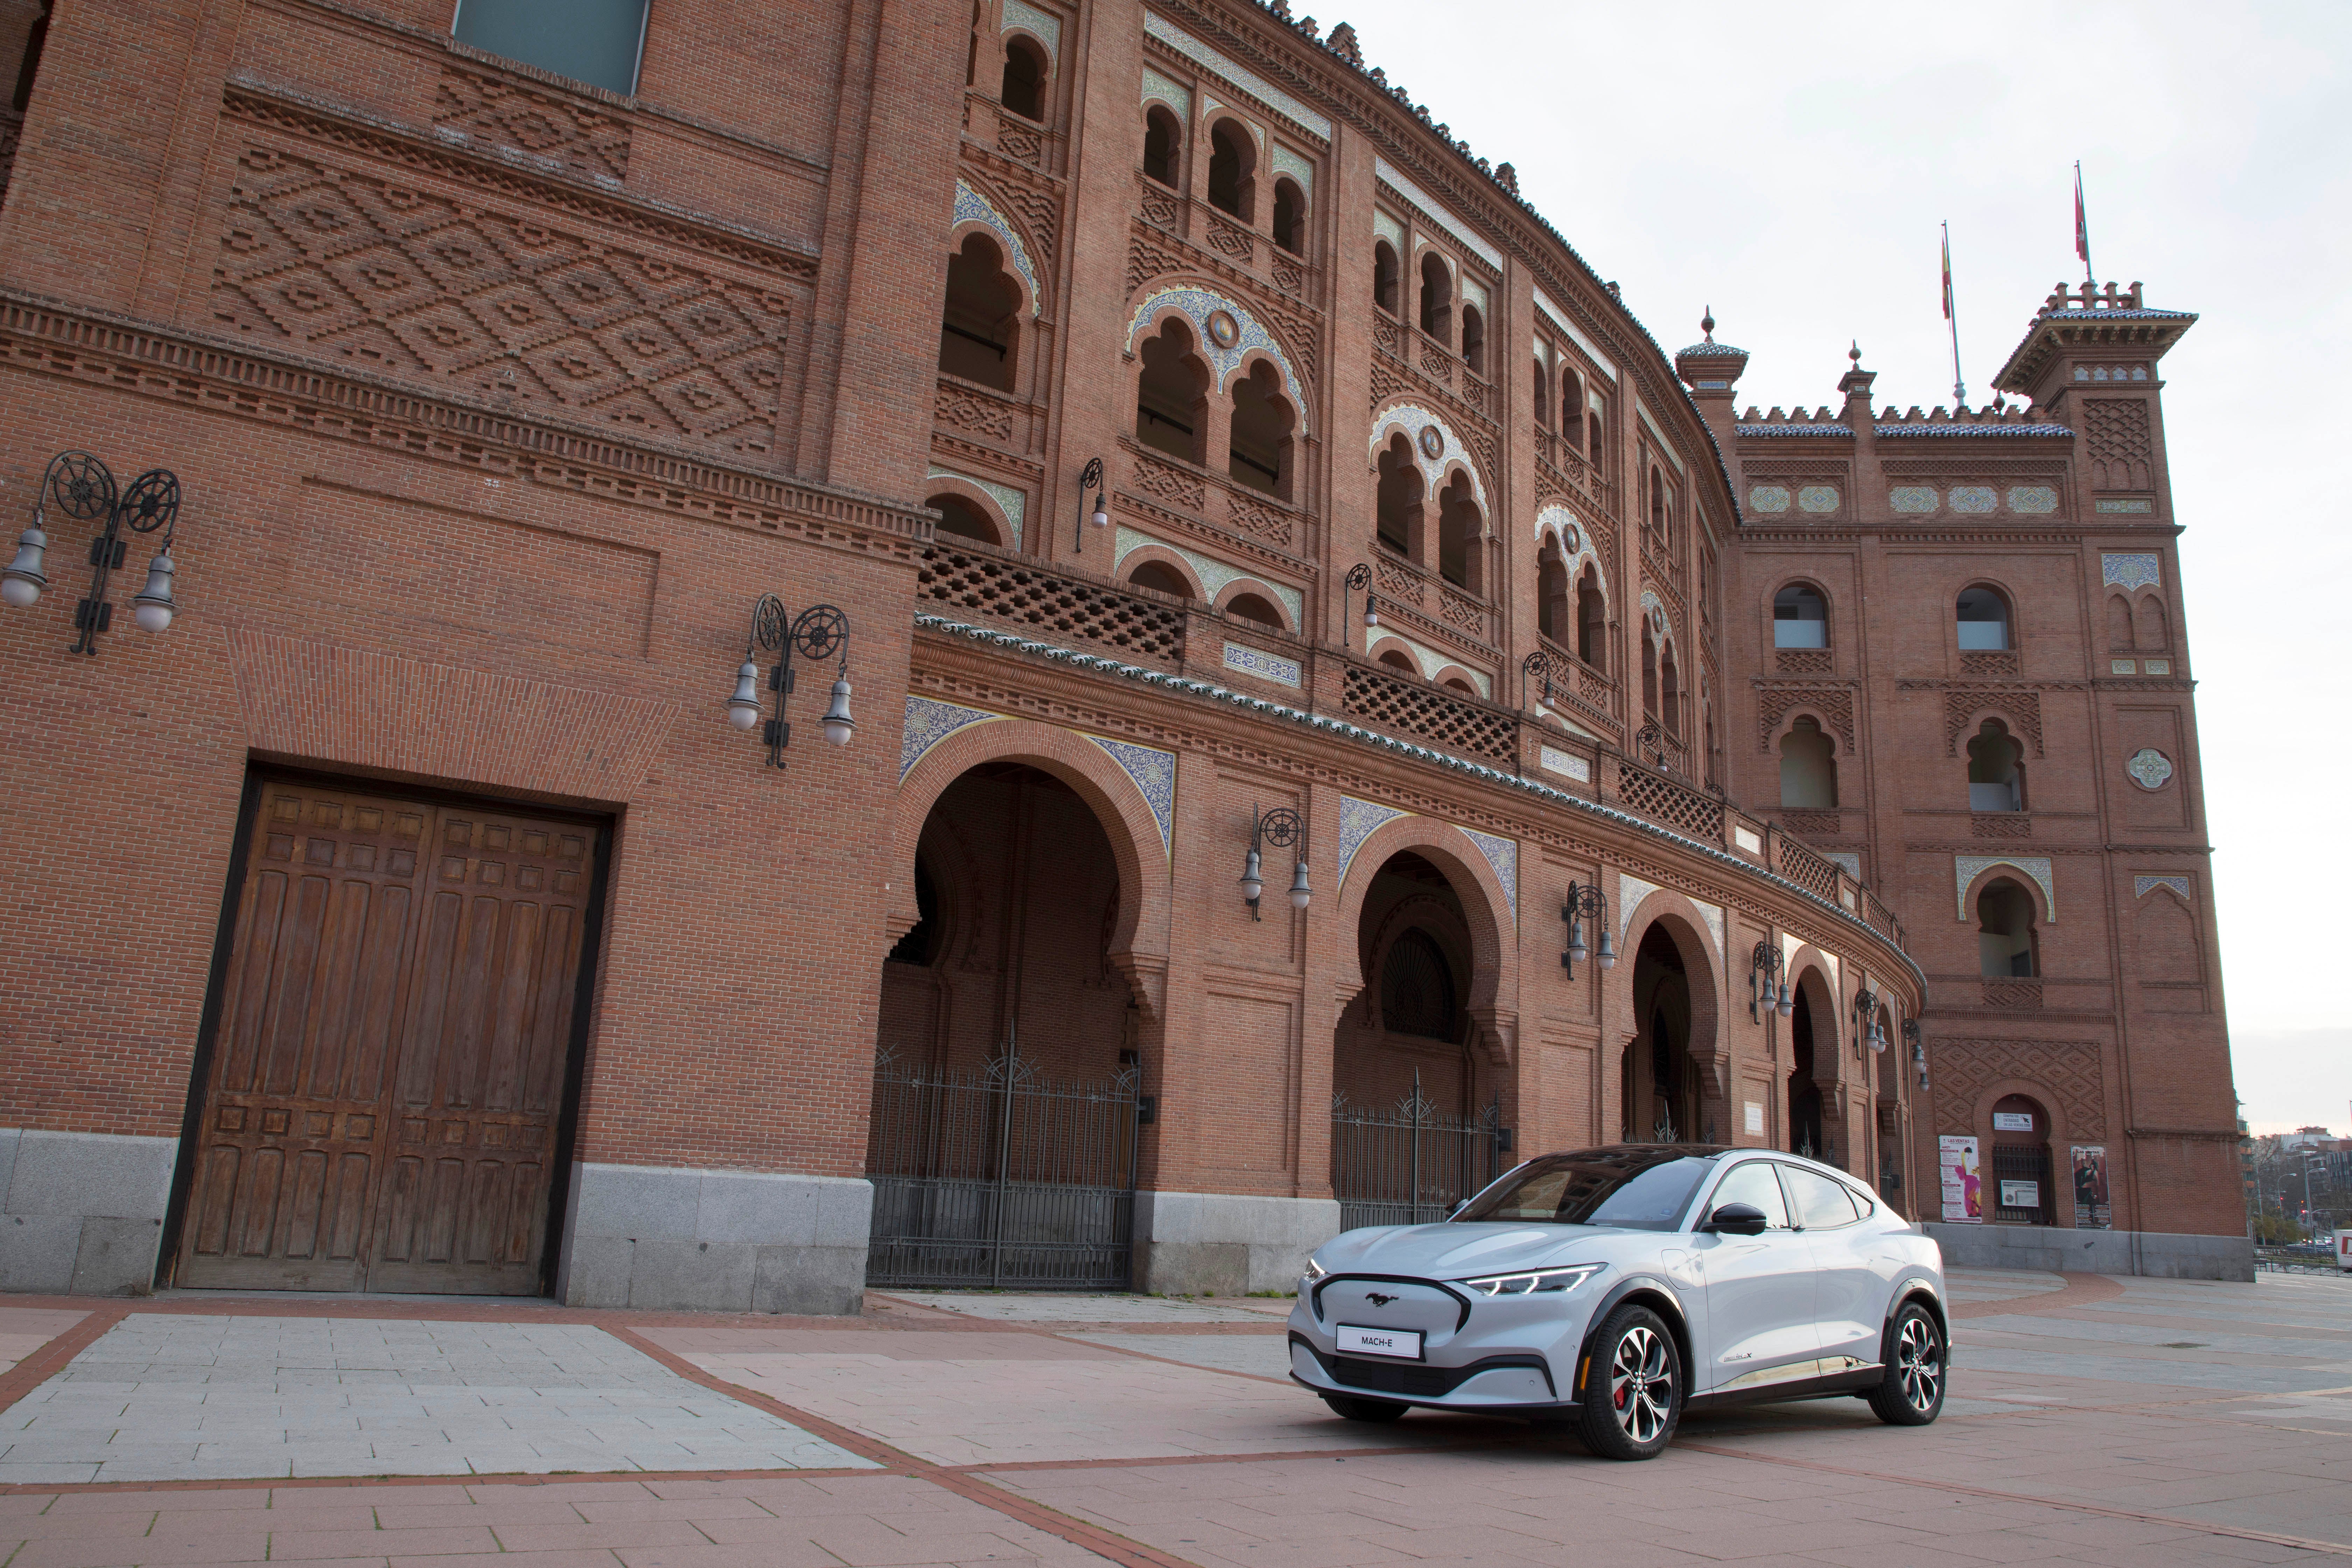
1331 1070 1510 1231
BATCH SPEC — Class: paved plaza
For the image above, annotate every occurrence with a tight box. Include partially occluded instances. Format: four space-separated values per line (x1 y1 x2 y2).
0 1267 2339 1566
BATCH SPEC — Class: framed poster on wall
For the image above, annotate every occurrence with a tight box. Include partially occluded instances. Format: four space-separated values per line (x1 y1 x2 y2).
1993 1111 2035 1132
2071 1145 2112 1229
1939 1135 1981 1223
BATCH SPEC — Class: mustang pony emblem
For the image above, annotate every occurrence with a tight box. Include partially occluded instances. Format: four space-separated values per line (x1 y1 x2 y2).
1364 1291 1399 1306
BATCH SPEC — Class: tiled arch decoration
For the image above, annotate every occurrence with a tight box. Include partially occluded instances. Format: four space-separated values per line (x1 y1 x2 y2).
1534 503 1601 594
1367 403 1486 512
897 696 1176 856
1000 0 1061 62
1125 286 1310 434
1955 854 2056 922
952 178 1041 319
1457 827 1517 922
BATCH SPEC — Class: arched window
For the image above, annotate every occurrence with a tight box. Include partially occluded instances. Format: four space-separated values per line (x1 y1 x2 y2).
1976 879 2039 978
999 37 1046 121
1435 471 1481 593
1588 405 1606 471
1537 542 1569 644
1272 177 1306 255
1135 317 1207 464
1957 586 2011 651
927 491 1000 546
1374 433 1423 559
1142 106 1181 187
1225 592 1283 629
1779 716 1837 807
2136 596 2169 651
938 233 1021 392
1575 565 1606 671
1967 719 2025 812
1372 241 1398 315
1562 370 1585 432
1380 927 1458 1040
1647 464 1671 547
1773 584 1828 649
1127 560 1192 599
1641 625 1659 718
1377 648 1416 675
1227 361 1294 499
1206 121 1254 221
1418 253 1451 345
1660 642 1682 734
1532 361 1550 430
1460 304 1485 376
2106 595 2133 651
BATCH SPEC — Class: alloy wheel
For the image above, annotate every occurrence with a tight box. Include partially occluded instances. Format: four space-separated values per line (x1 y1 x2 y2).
1897 1315 1942 1414
1609 1323 1674 1444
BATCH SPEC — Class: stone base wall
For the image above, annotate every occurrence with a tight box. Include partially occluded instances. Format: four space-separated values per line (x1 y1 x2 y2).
556 1164 874 1314
1134 1191 1340 1297
1923 1221 2254 1282
0 1130 176 1296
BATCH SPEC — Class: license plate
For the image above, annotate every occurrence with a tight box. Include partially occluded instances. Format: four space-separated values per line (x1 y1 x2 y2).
1336 1324 1422 1360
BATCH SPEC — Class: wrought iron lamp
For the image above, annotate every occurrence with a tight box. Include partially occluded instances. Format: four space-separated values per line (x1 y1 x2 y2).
1635 720 1670 772
725 594 853 767
2 451 187 653
1343 562 1377 644
1074 456 1107 552
1903 1018 1927 1090
1239 804 1308 920
1560 881 1612 977
1750 940 1792 1022
1853 988 1888 1053
1520 650 1554 713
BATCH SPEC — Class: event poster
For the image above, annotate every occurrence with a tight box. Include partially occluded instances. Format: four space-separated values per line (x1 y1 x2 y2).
1939 1135 1982 1223
2071 1144 2112 1229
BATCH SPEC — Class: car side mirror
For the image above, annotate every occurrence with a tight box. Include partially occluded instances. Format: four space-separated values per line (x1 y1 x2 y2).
1703 1202 1768 1236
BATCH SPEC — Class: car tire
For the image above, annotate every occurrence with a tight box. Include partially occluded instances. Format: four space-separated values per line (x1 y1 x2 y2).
1321 1393 1408 1423
1576 1303 1683 1461
1867 1301 1946 1427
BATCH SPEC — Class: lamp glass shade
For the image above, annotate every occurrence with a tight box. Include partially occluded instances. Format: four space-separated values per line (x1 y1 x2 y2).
726 659 763 729
1287 860 1311 910
1 527 47 606
1596 929 1616 970
1091 503 1108 529
1777 982 1793 1019
820 673 855 746
129 549 176 632
1362 599 1378 627
1238 848 1263 904
1566 920 1587 963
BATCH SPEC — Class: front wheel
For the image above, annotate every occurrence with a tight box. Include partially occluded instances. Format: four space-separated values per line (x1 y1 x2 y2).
1321 1393 1407 1423
1577 1304 1682 1460
1867 1302 1946 1426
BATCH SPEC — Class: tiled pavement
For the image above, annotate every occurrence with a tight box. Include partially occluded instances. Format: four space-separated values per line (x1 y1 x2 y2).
0 1265 2336 1565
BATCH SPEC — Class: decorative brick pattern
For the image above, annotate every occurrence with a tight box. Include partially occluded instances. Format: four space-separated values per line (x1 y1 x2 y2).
1615 763 1723 841
432 67 631 184
1342 664 1517 763
1945 688 2043 756
1931 1038 2105 1138
917 544 1186 667
2084 399 2154 490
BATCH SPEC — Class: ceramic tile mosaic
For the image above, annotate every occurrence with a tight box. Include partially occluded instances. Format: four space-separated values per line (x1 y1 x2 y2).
1373 624 1491 698
1086 735 1176 853
1826 852 1861 879
1368 403 1484 509
1114 526 1300 625
1538 744 1590 783
900 696 1004 783
1338 796 1411 887
1797 485 1839 513
1616 873 1660 942
1374 158 1502 268
2096 498 2154 514
1222 641 1300 688
1955 854 2055 921
2143 658 2171 675
1747 484 1791 513
2125 747 2174 790
953 179 1040 317
2007 484 2059 514
1949 485 1997 514
1689 897 1724 957
1145 11 1331 136
1889 485 1938 514
1457 827 1517 921
1001 0 1060 57
1140 64 1190 117
2134 874 2192 900
927 463 1024 550
1270 141 1314 195
2101 552 2161 590
1127 286 1309 431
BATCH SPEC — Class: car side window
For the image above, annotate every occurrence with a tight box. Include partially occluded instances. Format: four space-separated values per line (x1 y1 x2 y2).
1705 1160 1791 1229
1782 1164 1862 1230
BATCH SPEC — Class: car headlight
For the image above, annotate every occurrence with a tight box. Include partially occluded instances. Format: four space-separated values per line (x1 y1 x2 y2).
1458 1264 1604 1297
1301 1256 1329 1283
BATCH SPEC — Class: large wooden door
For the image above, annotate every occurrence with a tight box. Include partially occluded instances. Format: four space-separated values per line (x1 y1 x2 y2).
177 778 599 1293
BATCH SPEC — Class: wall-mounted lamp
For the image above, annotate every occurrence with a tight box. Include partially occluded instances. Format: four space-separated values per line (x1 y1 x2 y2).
1520 650 1554 714
1903 1017 1927 1090
1343 562 1376 646
1075 456 1106 552
1749 940 1792 1022
1560 881 1612 978
726 593 853 767
1239 804 1308 920
1635 720 1670 773
3 451 187 654
1853 988 1887 1054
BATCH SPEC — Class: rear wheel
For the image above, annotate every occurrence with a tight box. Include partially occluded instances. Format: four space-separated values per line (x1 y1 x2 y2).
1867 1302 1946 1426
1576 1304 1682 1460
1321 1393 1407 1423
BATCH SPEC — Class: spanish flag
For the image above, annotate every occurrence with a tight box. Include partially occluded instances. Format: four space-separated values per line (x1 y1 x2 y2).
2074 162 2093 280
1941 223 1955 321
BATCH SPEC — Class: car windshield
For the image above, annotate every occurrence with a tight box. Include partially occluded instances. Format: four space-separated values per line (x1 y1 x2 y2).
1454 1149 1720 1231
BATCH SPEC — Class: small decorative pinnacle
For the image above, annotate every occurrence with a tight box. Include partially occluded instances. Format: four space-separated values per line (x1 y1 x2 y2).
1326 21 1362 64
1701 308 1715 343
1849 340 1862 366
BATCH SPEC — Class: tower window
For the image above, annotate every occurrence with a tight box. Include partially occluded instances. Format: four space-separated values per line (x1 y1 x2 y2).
1773 585 1828 649
452 0 649 96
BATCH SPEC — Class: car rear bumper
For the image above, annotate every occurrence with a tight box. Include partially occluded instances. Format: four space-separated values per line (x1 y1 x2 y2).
1288 1331 1577 1414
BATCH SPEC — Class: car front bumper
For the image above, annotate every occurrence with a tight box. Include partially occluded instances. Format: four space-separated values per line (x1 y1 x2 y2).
1287 1276 1600 1415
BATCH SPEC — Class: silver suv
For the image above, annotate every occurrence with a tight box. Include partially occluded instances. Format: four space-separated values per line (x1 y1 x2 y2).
1287 1144 1948 1459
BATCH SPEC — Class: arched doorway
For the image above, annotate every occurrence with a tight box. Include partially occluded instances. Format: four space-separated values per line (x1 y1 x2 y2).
1787 972 1831 1160
1623 924 1698 1143
1989 1093 2055 1225
1331 850 1503 1228
868 761 1146 1287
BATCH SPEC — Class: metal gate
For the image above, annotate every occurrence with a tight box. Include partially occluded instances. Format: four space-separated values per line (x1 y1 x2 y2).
1331 1071 1511 1232
864 1039 1144 1289
1990 1141 2056 1225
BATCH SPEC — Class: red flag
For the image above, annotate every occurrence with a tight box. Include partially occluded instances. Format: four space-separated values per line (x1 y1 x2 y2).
2074 162 2093 280
1941 224 1954 321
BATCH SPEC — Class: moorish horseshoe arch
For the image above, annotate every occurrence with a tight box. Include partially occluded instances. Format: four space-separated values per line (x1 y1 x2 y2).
1612 891 1725 1143
1534 502 1601 582
1124 285 1311 433
1368 402 1487 514
1331 814 1519 1065
951 177 1042 319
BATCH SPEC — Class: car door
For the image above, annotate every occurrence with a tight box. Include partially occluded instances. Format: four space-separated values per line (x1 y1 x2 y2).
1690 1158 1820 1394
1782 1164 1879 1363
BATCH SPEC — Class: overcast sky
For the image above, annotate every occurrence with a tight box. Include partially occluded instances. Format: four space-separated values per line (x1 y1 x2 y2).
1321 0 2350 1134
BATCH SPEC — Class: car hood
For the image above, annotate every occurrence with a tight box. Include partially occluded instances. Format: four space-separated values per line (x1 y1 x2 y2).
1316 1221 1638 1280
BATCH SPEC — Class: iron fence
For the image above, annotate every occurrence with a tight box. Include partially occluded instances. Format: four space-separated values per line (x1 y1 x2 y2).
1331 1070 1510 1232
864 1040 1144 1289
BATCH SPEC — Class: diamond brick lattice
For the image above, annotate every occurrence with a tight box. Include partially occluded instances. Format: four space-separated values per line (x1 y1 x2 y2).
918 544 1185 667
1342 664 1516 764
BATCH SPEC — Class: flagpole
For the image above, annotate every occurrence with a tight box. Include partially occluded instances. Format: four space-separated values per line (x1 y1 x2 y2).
1942 221 1967 408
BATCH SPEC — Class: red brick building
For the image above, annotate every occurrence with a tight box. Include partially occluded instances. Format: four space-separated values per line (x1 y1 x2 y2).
0 0 2243 1306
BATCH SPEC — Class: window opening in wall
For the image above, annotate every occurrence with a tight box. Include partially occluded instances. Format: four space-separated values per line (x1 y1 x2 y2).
450 0 649 97
1773 584 1828 649
1976 879 2039 978
1660 643 1682 734
1374 434 1422 558
1142 106 1180 187
1956 586 2010 651
1537 544 1568 644
1576 565 1606 671
938 233 1021 392
1967 719 2024 812
1532 362 1550 429
1641 626 1658 718
9 0 50 113
1127 560 1192 599
1381 927 1459 1041
1225 592 1282 630
1562 371 1585 434
1135 318 1207 464
1372 240 1398 315
1272 177 1305 255
927 492 1000 547
1207 121 1253 220
1227 362 1294 499
1419 254 1451 345
1588 405 1606 471
999 36 1046 121
1436 472 1480 593
2105 594 2133 651
2136 595 2168 651
1461 305 1485 375
1779 715 1837 808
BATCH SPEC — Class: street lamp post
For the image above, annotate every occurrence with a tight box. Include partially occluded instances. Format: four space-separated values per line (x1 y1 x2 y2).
2 450 189 654
724 594 854 768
